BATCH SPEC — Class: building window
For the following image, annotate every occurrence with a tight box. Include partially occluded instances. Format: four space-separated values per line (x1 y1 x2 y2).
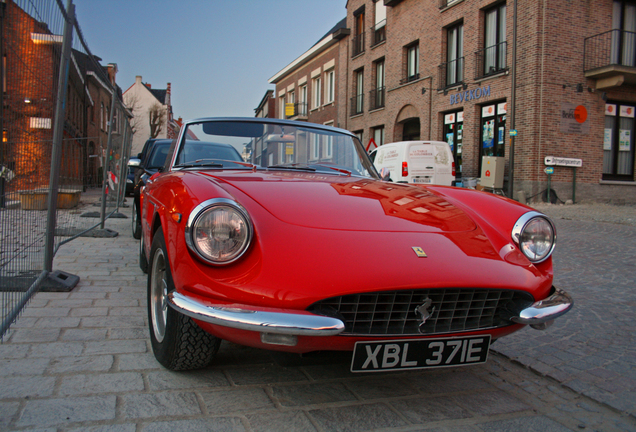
299 85 308 116
371 59 385 110
353 6 365 57
325 69 335 104
352 68 364 116
279 142 293 164
372 125 385 149
312 77 321 109
354 130 364 147
403 42 419 84
443 111 463 178
100 102 104 130
279 95 285 119
372 1 387 47
310 134 321 160
480 102 507 171
611 1 636 66
482 3 507 76
604 103 635 180
324 121 334 159
445 23 464 87
286 91 295 118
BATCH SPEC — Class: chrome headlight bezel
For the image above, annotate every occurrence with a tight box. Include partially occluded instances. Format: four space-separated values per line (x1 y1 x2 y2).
185 198 253 265
511 211 556 264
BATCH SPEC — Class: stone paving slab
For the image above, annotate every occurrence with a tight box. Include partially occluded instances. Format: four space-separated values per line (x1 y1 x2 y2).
493 203 636 418
0 206 635 431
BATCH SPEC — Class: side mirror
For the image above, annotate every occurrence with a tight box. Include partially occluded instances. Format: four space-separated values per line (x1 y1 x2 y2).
379 167 392 182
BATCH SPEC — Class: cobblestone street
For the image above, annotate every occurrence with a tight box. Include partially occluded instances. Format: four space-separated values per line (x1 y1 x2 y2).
0 202 635 431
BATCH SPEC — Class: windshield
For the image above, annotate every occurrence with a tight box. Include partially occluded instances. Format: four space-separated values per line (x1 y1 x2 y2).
178 120 378 178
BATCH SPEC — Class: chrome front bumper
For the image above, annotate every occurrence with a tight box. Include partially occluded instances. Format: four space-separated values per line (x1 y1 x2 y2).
510 286 573 330
168 292 345 336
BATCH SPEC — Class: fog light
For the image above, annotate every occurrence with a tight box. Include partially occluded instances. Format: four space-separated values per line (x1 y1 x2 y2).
261 332 298 346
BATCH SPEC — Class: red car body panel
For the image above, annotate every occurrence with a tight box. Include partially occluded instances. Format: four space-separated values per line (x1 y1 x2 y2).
142 169 554 353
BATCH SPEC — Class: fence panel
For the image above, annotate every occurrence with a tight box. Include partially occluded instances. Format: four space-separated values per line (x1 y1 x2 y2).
1 0 132 339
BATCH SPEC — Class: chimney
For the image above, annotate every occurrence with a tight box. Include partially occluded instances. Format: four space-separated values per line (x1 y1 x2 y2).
166 83 171 107
107 63 118 85
135 76 142 85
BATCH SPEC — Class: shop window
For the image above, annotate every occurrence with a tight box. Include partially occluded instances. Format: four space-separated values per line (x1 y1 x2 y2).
443 111 463 177
480 102 506 170
604 103 635 180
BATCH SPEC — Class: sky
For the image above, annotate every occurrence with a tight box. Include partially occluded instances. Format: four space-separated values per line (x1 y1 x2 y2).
72 0 347 122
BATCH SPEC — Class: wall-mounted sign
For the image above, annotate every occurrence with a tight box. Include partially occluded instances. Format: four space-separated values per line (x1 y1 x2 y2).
285 103 294 117
545 156 583 167
560 103 589 134
620 106 635 118
449 85 491 106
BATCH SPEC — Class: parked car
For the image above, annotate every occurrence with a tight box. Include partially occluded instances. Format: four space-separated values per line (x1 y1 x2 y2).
132 138 243 239
369 141 455 185
131 139 173 239
126 158 140 196
140 118 572 372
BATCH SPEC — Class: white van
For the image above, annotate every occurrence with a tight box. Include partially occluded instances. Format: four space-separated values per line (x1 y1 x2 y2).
369 141 455 185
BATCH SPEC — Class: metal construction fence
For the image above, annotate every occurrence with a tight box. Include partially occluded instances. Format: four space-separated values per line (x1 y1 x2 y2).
1 0 133 339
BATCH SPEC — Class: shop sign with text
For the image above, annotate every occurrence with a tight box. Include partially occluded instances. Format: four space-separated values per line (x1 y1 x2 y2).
450 86 491 106
560 103 589 134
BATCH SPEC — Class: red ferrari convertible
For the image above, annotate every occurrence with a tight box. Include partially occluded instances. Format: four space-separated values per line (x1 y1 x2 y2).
139 118 572 372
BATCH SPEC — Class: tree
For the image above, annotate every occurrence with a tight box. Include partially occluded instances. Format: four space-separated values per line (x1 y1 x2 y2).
123 92 143 137
149 103 167 139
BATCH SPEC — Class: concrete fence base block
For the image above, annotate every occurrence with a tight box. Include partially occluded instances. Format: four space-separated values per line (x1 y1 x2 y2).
41 270 80 292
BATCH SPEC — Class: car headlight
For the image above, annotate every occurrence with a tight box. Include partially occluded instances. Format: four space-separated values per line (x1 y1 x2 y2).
185 198 253 265
511 211 556 264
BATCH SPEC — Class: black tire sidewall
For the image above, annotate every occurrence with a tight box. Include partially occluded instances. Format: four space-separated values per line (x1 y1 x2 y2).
147 227 180 368
132 199 141 239
139 233 148 273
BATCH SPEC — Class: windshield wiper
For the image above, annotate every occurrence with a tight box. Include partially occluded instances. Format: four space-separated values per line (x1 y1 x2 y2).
173 161 224 169
268 164 316 172
311 163 352 176
173 158 256 170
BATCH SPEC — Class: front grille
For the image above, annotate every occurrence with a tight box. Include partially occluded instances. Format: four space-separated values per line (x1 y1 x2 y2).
308 288 534 336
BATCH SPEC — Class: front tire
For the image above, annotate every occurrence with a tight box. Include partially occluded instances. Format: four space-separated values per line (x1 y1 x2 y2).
148 226 220 370
132 199 142 239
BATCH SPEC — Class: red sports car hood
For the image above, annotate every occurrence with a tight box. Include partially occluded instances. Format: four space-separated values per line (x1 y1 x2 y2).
202 171 476 233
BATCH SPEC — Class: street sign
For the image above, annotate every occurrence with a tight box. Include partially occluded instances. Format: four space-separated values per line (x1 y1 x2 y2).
544 156 582 167
544 167 554 175
510 129 518 136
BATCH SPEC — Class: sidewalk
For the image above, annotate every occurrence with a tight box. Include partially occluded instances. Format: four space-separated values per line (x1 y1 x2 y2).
494 202 636 416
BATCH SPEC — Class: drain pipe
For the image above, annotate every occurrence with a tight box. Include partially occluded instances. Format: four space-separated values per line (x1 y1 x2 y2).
508 0 518 199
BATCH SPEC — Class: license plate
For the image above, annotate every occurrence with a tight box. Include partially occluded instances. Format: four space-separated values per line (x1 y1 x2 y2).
412 177 432 183
350 335 491 373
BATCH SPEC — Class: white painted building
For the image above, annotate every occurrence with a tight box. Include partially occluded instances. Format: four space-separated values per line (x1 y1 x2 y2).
123 76 177 156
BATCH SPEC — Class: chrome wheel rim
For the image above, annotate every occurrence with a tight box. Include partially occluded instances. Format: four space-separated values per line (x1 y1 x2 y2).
150 247 168 342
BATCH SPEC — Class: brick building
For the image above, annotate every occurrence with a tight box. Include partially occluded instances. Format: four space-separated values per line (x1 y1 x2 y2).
267 18 349 166
269 0 636 204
